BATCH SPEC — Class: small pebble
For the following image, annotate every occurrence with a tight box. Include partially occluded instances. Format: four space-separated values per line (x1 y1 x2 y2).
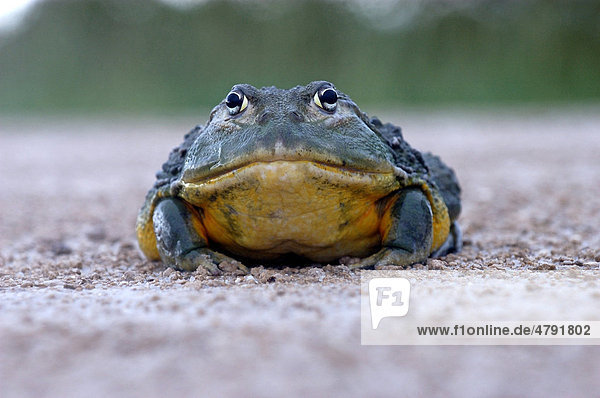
86 227 107 242
427 259 446 270
51 242 72 256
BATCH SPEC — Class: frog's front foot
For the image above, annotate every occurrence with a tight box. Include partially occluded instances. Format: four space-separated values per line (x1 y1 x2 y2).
152 198 248 275
180 248 249 275
349 247 425 269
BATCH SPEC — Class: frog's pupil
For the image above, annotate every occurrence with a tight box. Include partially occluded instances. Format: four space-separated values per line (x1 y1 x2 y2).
226 92 242 108
320 89 337 104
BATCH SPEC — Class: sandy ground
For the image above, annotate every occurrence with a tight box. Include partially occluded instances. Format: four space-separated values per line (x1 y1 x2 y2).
1 109 599 397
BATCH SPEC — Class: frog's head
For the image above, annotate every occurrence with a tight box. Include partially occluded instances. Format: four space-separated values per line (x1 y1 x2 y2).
181 81 398 183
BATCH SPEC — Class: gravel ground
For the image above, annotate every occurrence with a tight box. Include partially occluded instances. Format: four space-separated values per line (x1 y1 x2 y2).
1 109 599 397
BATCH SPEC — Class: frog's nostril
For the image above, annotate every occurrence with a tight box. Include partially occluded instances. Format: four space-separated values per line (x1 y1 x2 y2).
258 111 273 125
288 110 304 122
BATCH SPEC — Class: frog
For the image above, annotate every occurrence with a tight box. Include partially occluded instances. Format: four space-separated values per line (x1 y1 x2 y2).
136 81 461 274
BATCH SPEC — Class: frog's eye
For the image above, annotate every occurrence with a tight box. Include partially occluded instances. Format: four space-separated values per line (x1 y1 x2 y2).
225 90 248 115
314 87 338 112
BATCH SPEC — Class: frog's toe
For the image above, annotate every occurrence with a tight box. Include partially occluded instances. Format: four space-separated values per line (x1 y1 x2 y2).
208 249 249 275
349 248 421 270
178 248 248 275
177 250 219 274
348 250 383 270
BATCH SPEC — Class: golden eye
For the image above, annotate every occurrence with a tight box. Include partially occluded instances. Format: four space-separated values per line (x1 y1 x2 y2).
314 87 338 112
225 90 248 115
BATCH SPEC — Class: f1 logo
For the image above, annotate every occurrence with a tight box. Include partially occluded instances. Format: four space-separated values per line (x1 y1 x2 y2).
369 278 411 329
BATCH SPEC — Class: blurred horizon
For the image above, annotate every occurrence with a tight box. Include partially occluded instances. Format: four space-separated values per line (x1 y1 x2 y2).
1 0 599 114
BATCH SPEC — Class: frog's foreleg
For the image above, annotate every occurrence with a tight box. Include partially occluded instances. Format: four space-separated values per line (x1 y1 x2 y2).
351 188 433 269
152 198 248 274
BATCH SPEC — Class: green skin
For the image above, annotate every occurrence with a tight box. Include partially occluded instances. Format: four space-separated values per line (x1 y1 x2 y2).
138 81 461 274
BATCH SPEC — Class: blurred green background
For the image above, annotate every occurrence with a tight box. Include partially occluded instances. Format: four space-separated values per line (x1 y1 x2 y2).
0 0 599 113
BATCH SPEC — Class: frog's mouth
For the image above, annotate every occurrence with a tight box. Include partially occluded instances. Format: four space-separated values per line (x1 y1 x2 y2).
179 132 407 185
185 158 403 183
179 146 408 191
177 160 402 208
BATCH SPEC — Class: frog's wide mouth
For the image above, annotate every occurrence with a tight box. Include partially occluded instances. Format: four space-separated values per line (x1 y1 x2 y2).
183 158 399 183
176 160 403 207
180 146 407 185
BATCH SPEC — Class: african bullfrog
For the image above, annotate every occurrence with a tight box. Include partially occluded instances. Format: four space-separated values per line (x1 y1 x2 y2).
136 81 461 274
